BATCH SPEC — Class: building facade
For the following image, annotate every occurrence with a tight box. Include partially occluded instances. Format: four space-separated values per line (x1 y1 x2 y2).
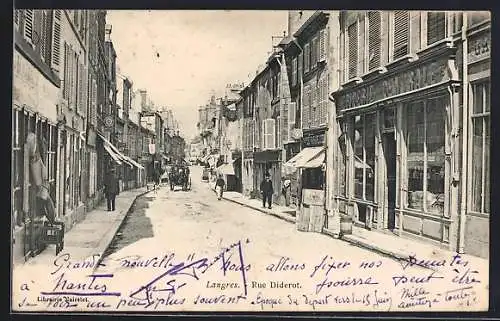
331 11 490 258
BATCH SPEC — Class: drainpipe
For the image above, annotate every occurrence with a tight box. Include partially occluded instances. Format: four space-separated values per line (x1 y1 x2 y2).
458 13 468 254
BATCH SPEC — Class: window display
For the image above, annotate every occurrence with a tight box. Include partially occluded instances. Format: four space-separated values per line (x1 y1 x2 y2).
406 98 445 215
354 113 376 201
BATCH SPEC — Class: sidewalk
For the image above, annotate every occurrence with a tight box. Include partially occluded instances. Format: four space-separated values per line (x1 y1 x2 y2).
17 187 150 268
208 183 488 269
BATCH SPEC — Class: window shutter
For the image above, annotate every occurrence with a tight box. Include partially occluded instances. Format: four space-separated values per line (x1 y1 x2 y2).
303 85 310 129
368 11 381 71
51 10 62 73
292 57 297 86
277 116 282 149
348 22 358 79
304 43 310 73
281 101 288 145
427 12 446 45
311 36 317 67
264 118 276 150
24 10 34 45
319 29 326 62
297 52 303 82
288 102 296 141
394 11 410 59
63 43 69 99
40 11 50 63
14 10 20 30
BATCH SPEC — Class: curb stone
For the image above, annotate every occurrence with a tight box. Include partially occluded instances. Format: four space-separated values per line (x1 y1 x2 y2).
94 188 153 271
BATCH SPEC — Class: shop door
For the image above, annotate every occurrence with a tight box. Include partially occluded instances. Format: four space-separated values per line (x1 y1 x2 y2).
383 132 397 230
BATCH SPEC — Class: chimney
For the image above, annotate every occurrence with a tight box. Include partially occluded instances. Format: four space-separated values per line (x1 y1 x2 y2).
105 24 112 42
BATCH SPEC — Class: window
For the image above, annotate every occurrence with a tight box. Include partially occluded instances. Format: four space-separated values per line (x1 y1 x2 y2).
311 35 318 67
427 12 446 45
304 43 310 73
319 29 326 62
12 110 24 227
406 97 445 215
394 11 410 59
14 10 20 30
468 11 490 27
338 121 347 197
348 22 358 79
354 113 375 201
368 11 381 70
65 133 74 213
470 82 490 214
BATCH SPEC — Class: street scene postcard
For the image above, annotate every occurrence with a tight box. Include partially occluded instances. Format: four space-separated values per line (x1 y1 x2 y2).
11 9 490 313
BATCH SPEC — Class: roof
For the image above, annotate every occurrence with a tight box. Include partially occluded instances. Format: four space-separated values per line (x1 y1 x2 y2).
293 11 330 38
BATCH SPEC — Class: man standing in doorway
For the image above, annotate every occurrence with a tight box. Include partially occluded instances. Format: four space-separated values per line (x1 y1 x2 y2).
260 173 274 209
104 167 120 211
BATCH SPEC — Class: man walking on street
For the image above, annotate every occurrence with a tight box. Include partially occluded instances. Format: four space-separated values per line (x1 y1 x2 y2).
215 173 225 200
260 173 274 209
104 167 120 212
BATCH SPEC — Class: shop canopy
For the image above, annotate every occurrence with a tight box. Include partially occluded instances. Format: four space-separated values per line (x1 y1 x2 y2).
216 163 235 175
98 133 139 169
123 155 145 170
354 155 372 170
283 147 325 174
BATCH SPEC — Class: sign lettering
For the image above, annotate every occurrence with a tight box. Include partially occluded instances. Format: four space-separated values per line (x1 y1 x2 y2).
335 58 451 111
302 133 325 148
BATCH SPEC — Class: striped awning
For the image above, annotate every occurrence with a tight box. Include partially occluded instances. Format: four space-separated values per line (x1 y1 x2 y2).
97 133 133 168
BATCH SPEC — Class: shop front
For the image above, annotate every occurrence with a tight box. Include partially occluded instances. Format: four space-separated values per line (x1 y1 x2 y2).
332 41 461 249
254 149 282 204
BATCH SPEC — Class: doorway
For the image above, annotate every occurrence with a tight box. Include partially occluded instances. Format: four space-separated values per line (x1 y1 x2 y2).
383 132 397 230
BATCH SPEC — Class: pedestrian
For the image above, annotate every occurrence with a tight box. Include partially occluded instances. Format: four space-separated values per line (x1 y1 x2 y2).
104 167 120 212
215 173 225 200
260 174 274 209
282 178 291 207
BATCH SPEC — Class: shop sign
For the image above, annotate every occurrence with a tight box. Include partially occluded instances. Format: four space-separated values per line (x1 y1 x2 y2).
149 143 156 155
302 189 325 206
12 50 59 122
468 32 490 64
303 132 325 148
335 57 452 111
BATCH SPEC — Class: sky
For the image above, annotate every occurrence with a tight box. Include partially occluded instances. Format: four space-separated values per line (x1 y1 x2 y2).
106 10 288 140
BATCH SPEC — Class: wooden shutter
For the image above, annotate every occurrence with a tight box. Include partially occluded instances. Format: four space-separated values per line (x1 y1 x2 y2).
303 85 310 129
319 29 326 62
276 116 281 149
427 12 446 45
304 43 310 73
24 10 34 44
51 10 62 73
264 118 276 150
288 102 296 141
40 10 50 63
298 52 303 81
292 57 297 86
311 82 318 127
63 43 69 99
311 35 318 67
281 101 288 145
394 11 410 59
348 22 358 79
368 11 381 71
14 10 20 30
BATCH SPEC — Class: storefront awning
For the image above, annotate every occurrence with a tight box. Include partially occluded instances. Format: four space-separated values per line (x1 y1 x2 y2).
103 143 123 165
302 150 325 168
123 155 145 170
98 133 133 168
283 147 324 175
217 163 235 175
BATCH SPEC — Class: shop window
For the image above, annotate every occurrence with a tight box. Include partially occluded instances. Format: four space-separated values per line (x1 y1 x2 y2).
12 110 24 227
406 97 445 215
348 22 358 79
393 11 410 60
471 81 490 214
368 11 381 71
354 113 376 201
338 122 347 197
427 12 446 46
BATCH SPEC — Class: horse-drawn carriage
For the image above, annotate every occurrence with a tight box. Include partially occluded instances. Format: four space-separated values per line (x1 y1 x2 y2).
168 165 192 191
